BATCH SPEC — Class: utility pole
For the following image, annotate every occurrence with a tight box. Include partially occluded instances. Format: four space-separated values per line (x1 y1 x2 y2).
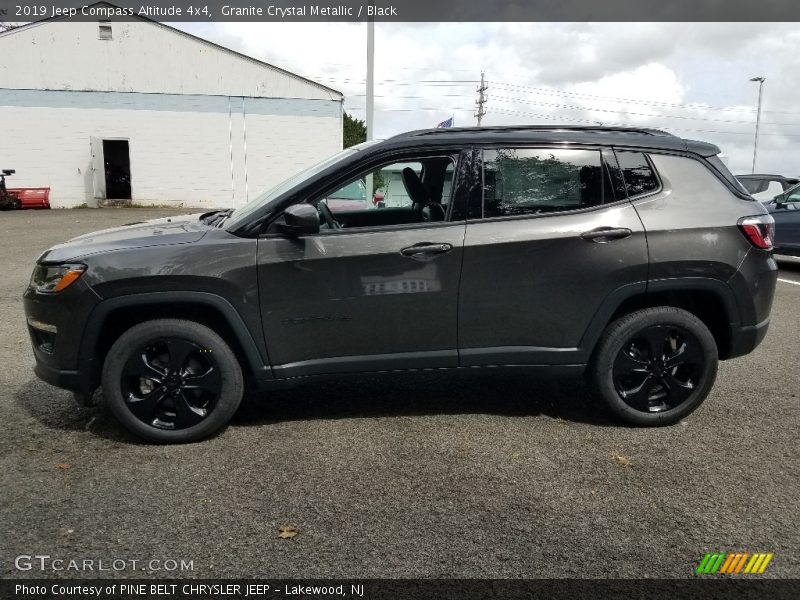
750 76 765 174
475 71 487 126
366 20 375 143
365 20 375 206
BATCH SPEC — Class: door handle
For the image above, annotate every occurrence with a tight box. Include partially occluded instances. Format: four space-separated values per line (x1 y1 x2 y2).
400 243 453 256
580 227 633 243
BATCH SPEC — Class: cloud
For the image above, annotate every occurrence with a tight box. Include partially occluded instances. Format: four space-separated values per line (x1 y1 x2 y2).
176 21 800 176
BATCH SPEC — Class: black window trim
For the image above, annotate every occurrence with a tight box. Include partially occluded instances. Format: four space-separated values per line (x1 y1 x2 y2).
601 147 626 204
470 144 632 224
611 144 754 202
612 148 664 201
260 150 465 238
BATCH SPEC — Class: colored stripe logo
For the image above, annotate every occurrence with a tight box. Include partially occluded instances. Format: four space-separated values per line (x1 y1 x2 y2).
696 552 774 574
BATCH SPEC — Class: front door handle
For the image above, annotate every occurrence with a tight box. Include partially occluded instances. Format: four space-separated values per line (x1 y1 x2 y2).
400 243 453 256
580 227 633 243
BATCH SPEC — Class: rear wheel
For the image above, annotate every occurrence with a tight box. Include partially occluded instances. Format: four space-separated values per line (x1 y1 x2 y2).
588 307 718 426
102 319 243 443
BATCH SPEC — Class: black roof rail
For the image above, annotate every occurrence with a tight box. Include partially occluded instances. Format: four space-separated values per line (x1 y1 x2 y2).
736 173 797 179
392 125 678 139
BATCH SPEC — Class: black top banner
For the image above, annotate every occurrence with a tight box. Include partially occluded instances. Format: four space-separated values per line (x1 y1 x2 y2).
0 0 797 23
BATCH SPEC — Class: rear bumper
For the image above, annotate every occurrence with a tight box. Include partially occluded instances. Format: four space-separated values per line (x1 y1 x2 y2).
725 248 777 358
728 317 770 359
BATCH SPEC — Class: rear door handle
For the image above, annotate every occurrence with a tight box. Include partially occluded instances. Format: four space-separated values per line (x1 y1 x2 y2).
580 227 633 243
400 243 453 256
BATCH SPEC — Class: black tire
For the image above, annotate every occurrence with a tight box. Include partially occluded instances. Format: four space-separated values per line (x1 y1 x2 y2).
102 319 243 443
587 307 718 426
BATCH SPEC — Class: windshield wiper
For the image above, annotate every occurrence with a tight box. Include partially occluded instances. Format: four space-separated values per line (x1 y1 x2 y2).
200 209 234 226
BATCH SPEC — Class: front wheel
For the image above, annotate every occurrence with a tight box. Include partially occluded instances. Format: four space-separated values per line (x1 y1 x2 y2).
587 307 718 426
102 319 243 443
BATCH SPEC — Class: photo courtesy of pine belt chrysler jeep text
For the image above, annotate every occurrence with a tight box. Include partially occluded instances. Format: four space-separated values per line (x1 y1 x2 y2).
23 126 778 443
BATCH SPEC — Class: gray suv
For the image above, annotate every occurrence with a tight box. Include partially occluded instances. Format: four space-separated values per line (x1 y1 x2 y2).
24 126 778 443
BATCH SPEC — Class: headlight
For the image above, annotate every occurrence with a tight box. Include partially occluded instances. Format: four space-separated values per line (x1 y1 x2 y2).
29 264 86 293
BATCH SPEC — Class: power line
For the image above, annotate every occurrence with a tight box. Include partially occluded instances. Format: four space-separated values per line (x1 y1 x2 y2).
488 94 800 128
309 77 478 85
346 106 477 112
489 81 760 114
349 93 469 98
488 107 800 138
345 102 800 139
491 80 800 118
346 89 800 128
304 72 800 119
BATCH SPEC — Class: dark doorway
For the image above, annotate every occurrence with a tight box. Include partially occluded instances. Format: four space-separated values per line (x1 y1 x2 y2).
103 140 131 200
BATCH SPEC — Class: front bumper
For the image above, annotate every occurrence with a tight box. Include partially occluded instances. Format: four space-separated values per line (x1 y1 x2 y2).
23 280 100 393
33 361 85 392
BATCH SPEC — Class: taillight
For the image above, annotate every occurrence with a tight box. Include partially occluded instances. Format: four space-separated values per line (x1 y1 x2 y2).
738 215 774 250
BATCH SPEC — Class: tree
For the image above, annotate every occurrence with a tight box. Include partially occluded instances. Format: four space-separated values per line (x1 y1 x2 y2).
342 112 385 197
343 112 366 149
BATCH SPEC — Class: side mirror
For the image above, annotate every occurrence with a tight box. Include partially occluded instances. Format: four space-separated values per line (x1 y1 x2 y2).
279 204 320 236
774 195 796 208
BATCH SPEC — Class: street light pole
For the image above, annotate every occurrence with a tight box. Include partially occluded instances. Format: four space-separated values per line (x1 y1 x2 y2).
750 76 766 174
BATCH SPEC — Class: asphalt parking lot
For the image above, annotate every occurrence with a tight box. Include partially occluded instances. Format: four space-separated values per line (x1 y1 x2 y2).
0 208 798 579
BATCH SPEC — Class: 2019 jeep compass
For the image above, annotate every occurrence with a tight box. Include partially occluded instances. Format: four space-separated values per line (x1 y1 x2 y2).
24 126 778 442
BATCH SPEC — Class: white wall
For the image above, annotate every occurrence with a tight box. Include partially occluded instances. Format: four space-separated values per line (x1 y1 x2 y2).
0 19 344 208
0 90 343 208
0 20 341 101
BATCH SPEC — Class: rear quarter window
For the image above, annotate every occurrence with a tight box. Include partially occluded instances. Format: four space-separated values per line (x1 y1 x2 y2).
615 151 660 197
706 156 750 195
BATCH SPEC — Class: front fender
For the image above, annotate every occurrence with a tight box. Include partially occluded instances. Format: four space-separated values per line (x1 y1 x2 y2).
77 291 272 388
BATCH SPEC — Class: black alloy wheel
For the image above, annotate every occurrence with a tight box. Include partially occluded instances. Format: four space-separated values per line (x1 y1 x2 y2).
103 319 243 443
588 307 718 426
613 325 704 413
121 337 222 430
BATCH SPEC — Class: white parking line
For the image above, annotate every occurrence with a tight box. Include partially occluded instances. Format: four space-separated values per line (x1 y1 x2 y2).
778 278 800 286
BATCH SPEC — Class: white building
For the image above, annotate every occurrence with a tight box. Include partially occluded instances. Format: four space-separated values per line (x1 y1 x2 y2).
0 15 343 208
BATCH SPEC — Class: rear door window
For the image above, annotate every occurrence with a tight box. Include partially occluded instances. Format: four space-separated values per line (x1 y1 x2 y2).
480 148 605 218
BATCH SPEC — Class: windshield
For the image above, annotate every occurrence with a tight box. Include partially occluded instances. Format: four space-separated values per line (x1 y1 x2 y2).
224 142 379 229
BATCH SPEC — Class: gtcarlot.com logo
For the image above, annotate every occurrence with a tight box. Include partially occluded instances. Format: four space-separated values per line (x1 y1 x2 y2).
696 552 774 575
15 554 193 572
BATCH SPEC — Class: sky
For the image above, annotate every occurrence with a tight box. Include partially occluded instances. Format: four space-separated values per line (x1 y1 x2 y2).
179 21 800 176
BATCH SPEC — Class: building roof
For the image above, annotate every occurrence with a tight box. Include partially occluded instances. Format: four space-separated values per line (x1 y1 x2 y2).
0 2 342 99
